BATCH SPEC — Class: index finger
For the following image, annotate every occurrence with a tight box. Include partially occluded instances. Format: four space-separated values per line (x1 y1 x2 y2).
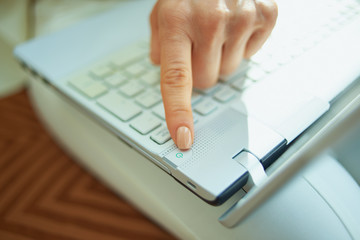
160 33 194 150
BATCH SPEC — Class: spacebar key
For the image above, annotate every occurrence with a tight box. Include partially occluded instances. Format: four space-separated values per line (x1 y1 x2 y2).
97 92 142 121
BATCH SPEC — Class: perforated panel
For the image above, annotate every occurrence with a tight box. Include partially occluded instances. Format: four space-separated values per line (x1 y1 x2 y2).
182 110 243 170
161 108 248 170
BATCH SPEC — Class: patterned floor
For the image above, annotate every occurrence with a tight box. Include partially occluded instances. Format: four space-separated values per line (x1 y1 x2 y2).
0 90 175 240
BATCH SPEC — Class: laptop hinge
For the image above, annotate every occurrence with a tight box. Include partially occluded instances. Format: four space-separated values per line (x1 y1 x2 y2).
233 150 267 193
219 150 268 228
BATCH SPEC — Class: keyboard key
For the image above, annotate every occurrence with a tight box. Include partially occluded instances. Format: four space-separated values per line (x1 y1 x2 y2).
69 75 95 89
222 71 246 84
213 86 237 103
81 82 108 98
288 45 305 58
130 113 162 135
112 48 148 68
142 57 156 69
97 92 142 121
90 64 113 78
150 125 171 144
140 70 160 86
191 91 203 105
250 51 271 65
135 91 162 108
154 84 161 93
69 76 108 98
152 103 166 120
193 113 199 124
104 72 128 87
119 81 145 97
260 60 279 73
231 77 254 91
194 84 220 95
194 98 218 116
125 62 147 76
246 67 266 81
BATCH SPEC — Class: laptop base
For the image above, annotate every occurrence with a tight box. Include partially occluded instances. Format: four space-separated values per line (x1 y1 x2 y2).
28 71 360 239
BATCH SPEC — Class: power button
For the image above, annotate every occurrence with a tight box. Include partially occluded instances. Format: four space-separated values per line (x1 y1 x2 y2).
163 148 193 168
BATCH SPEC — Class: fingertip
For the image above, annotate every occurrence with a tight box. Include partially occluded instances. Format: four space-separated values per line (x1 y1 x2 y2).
176 126 193 150
165 113 194 150
164 109 194 150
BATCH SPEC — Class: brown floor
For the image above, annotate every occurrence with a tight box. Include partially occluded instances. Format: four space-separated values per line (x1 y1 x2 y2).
0 90 175 240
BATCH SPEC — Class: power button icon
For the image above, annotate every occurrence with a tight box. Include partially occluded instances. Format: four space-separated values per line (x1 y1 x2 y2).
163 149 193 167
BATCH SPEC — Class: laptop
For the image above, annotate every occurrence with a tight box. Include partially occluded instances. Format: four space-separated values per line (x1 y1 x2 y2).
14 0 360 205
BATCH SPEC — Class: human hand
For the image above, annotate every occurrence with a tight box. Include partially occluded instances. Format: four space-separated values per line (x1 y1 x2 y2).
150 0 278 150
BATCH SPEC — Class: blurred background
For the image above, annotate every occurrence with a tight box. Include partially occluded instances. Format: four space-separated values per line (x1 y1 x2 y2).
0 1 176 239
0 0 121 98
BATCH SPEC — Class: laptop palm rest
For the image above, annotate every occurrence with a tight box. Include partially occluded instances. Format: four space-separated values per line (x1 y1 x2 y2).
231 80 330 143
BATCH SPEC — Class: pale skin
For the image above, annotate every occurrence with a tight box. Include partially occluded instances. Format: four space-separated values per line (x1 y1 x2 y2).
150 0 278 150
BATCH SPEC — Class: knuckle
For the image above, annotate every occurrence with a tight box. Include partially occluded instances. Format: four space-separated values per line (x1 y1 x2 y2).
199 9 228 35
257 0 278 27
158 4 190 28
237 6 257 30
211 8 229 26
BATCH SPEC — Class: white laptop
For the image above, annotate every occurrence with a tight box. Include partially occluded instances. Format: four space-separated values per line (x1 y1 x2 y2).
14 0 360 205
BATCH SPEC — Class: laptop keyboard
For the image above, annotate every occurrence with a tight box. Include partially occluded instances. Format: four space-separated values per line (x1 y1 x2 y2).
68 0 360 147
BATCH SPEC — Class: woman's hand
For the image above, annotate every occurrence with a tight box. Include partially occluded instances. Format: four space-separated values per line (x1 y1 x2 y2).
150 0 278 149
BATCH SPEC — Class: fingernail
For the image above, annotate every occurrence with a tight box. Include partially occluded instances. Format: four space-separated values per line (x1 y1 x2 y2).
176 126 192 150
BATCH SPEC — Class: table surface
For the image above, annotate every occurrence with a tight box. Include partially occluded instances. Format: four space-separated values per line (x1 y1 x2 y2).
0 90 175 240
